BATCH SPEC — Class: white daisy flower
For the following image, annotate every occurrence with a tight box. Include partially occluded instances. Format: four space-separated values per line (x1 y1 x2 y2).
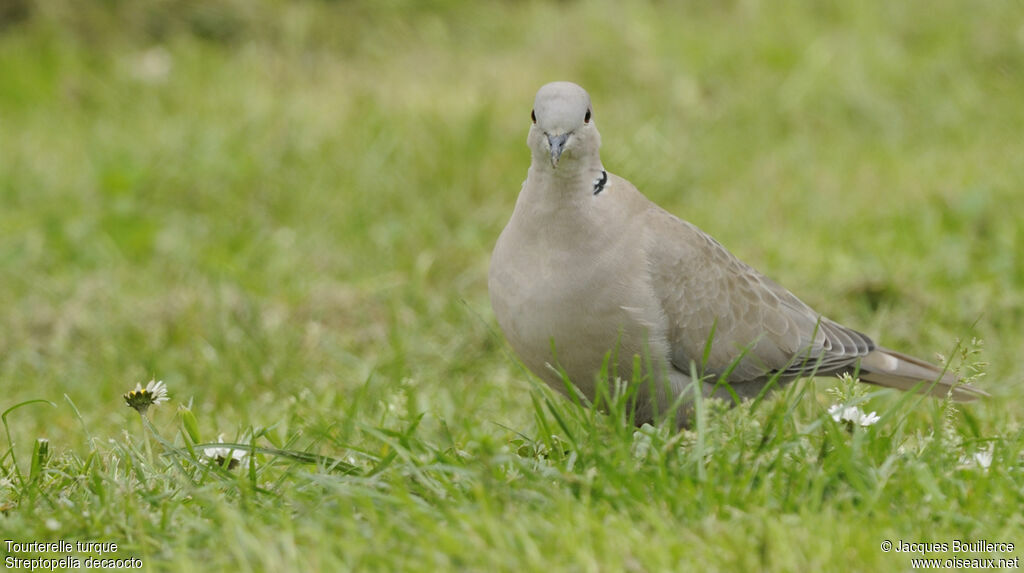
974 448 993 469
970 448 995 470
859 410 881 426
203 434 249 470
960 446 994 470
123 379 169 414
828 404 881 427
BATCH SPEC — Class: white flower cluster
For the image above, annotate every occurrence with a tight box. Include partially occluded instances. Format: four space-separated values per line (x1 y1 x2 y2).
204 434 249 469
827 404 880 427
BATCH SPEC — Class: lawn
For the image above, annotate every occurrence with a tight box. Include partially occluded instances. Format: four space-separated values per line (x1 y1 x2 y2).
1 1 1022 570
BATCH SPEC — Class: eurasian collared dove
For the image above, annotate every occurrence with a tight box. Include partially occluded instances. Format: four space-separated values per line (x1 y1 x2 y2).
489 81 986 426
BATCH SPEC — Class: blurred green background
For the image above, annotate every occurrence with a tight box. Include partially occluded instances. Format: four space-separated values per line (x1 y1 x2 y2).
1 0 1022 568
3 0 1020 430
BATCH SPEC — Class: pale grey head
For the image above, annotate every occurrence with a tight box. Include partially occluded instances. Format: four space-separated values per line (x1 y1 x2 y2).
528 81 602 169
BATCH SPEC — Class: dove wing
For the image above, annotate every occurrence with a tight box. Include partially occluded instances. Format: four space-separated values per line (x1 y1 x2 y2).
642 206 874 383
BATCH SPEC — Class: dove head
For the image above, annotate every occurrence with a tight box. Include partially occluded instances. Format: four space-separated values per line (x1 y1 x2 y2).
528 82 601 170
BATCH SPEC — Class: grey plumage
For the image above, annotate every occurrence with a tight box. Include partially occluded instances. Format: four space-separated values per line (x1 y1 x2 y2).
489 81 986 426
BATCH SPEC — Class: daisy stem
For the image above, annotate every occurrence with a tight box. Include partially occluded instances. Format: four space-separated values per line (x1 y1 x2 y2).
140 412 154 466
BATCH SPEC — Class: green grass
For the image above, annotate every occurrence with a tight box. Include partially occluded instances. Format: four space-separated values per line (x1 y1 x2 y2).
2 1 1023 570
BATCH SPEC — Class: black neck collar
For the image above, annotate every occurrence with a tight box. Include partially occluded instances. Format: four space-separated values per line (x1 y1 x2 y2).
593 170 608 195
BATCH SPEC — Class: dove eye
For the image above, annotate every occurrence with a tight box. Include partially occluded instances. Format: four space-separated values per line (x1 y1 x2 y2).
531 109 537 124
584 109 591 123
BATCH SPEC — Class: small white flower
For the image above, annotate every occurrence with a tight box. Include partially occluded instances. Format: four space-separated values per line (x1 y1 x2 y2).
974 450 993 469
961 446 994 470
828 404 881 427
124 379 169 414
860 410 881 426
45 518 60 531
203 434 249 470
632 424 656 460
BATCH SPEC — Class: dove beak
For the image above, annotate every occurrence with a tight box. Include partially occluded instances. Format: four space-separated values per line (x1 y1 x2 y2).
547 133 569 167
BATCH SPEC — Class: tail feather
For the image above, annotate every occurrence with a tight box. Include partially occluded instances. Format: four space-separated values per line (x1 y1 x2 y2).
858 347 989 402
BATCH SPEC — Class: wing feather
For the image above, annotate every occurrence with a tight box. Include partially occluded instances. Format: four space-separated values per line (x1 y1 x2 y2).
643 207 873 383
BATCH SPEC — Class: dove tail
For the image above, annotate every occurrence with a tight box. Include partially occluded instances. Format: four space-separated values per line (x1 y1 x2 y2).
858 347 988 402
